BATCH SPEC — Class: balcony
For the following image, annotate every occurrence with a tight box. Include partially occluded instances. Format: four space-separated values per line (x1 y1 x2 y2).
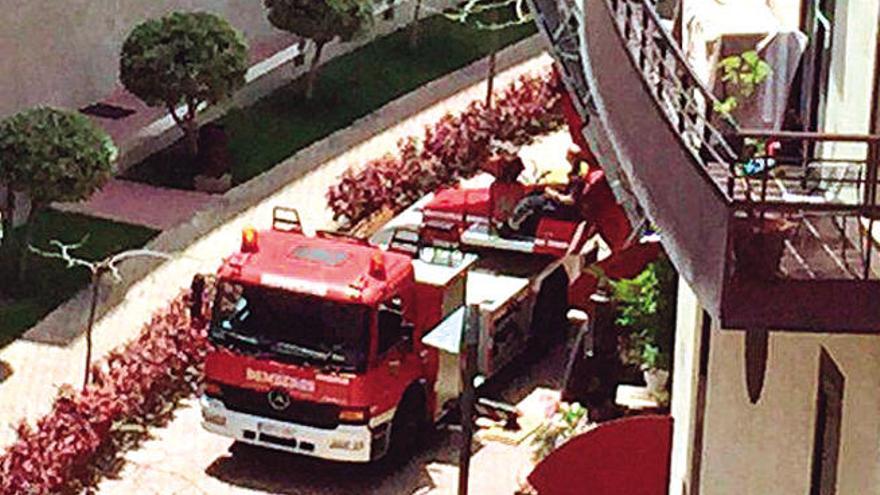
531 0 880 332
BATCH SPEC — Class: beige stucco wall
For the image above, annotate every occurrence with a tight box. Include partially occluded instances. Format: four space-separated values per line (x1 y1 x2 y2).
670 276 880 494
822 0 880 135
0 1 281 118
669 276 705 495
808 0 880 209
765 0 801 30
699 330 880 494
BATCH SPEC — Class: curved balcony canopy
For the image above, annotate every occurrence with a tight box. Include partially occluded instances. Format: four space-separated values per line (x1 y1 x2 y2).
531 0 880 332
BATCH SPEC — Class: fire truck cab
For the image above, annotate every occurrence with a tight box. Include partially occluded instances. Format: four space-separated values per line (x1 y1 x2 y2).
201 200 598 462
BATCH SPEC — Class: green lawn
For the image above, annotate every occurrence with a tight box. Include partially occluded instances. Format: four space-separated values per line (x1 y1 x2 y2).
123 14 536 189
0 210 158 347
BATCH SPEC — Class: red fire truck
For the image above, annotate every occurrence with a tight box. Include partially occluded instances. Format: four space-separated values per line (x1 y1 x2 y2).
200 175 627 462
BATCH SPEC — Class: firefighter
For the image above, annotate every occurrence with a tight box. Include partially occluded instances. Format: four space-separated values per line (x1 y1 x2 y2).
503 146 589 236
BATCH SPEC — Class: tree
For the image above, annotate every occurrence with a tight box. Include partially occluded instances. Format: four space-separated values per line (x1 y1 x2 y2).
409 0 424 49
30 238 170 389
446 0 532 107
0 107 116 282
120 12 248 156
264 0 373 99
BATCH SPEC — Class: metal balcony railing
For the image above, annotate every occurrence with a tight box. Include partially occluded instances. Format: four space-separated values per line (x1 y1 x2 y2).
606 0 880 281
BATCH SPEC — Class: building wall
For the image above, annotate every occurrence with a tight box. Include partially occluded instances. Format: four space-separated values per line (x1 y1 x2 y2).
765 0 801 30
0 1 289 118
822 0 880 135
671 277 880 494
690 321 880 492
668 277 705 495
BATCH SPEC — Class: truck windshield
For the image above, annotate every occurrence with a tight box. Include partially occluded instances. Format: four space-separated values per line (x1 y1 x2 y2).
210 280 370 371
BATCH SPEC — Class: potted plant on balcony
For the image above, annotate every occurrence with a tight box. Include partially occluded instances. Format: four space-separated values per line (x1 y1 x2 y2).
728 136 799 281
731 209 798 281
611 258 676 400
712 49 772 120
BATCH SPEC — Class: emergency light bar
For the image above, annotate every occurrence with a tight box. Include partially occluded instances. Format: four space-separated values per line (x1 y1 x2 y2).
369 252 386 279
241 227 259 253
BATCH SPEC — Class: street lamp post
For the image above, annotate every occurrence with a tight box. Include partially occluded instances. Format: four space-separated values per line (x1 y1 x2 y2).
458 304 480 495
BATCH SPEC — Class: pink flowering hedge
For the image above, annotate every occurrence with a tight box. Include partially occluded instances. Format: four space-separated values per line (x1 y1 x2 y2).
327 68 566 228
0 281 215 494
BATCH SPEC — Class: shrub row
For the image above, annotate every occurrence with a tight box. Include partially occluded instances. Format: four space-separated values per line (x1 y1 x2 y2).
327 68 566 228
0 281 215 494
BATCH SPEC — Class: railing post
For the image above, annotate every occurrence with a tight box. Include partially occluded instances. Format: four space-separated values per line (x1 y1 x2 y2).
677 72 689 135
865 140 879 211
760 168 769 204
656 33 670 101
727 173 734 199
865 216 875 280
864 140 879 280
639 1 650 72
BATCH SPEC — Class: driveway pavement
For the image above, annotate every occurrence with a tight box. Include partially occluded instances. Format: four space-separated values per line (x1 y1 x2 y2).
95 325 573 495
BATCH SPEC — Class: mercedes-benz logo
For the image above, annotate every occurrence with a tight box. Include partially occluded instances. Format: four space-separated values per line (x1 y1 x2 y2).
267 389 291 411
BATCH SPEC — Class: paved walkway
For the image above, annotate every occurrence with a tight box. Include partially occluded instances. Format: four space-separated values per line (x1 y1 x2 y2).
54 179 221 230
0 51 557 451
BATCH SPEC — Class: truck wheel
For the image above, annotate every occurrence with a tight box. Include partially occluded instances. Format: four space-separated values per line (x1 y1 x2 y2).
530 267 569 354
386 388 427 463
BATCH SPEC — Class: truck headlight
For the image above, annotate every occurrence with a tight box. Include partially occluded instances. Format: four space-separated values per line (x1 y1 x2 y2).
202 411 227 426
329 439 365 450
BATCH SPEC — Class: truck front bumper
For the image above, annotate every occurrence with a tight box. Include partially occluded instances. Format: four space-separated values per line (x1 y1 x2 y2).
200 395 378 463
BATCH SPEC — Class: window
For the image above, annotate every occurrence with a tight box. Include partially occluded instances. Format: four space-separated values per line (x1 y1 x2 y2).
377 296 409 355
810 348 844 495
210 281 370 370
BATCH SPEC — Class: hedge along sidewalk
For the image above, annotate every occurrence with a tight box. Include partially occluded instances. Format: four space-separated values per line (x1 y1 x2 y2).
0 35 550 449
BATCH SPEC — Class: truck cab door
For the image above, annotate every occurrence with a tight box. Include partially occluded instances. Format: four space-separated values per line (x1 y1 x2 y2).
375 298 422 419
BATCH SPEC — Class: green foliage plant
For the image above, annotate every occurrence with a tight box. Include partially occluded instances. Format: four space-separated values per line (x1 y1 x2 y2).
264 0 373 99
610 256 677 371
531 402 590 462
120 12 248 156
713 50 772 117
0 107 116 282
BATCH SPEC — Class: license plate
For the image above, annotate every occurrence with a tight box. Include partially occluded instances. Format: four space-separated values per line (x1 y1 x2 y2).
258 422 296 439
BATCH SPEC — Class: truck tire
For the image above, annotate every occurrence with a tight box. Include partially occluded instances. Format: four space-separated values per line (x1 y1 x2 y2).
530 267 569 354
386 386 428 463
